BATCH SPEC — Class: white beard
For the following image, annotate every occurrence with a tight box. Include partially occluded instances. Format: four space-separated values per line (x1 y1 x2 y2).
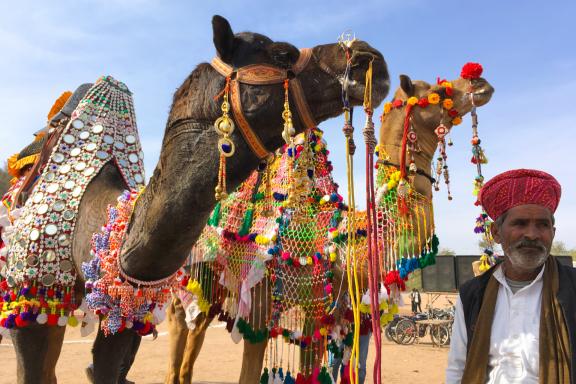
506 244 548 271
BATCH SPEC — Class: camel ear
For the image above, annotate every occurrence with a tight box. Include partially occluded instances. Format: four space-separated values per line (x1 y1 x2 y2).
400 74 415 97
212 15 235 64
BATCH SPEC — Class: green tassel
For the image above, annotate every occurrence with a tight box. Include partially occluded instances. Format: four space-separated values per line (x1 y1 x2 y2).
260 368 269 384
207 201 221 227
238 207 254 236
318 367 332 384
343 331 353 347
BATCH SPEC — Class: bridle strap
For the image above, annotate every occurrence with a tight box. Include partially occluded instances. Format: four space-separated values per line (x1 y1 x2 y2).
229 80 270 159
210 48 317 160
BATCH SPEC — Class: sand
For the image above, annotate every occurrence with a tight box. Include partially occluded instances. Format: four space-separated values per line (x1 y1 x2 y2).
0 292 456 384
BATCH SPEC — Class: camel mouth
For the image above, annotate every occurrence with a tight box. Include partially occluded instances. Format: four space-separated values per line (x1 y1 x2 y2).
468 78 494 107
346 75 390 107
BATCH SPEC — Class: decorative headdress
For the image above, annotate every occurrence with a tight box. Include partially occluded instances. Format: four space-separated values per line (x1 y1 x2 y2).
6 91 73 179
479 169 561 221
6 135 46 179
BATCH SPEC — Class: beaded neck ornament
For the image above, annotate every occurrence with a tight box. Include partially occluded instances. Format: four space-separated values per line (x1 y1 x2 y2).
83 190 182 336
187 127 345 382
0 76 145 329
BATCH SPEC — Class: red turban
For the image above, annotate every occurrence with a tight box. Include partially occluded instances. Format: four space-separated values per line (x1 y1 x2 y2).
479 169 561 220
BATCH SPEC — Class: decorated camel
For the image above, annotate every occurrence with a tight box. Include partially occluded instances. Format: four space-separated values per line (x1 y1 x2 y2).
0 15 389 384
166 65 494 383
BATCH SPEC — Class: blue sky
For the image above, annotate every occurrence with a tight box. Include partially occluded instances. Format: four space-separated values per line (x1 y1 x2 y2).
1 0 574 253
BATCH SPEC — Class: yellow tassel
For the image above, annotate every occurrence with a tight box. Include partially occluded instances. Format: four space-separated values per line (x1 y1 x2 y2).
46 91 73 122
7 153 39 178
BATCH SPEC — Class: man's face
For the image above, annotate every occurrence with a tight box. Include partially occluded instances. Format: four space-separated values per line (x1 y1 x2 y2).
492 204 555 273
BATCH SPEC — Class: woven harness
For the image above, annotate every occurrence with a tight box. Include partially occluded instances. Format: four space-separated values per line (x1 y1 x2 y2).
210 48 318 160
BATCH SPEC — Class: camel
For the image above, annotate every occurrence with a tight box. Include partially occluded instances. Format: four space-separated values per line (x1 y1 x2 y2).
2 14 390 384
167 67 494 383
1 77 148 384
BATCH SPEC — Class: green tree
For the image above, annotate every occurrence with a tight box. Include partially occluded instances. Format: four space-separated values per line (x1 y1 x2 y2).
550 241 576 262
0 166 11 196
477 237 502 255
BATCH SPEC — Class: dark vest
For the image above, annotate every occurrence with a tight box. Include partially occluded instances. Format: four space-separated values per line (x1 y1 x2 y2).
459 257 576 383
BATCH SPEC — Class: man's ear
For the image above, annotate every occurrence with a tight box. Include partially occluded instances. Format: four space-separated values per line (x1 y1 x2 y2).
212 15 235 64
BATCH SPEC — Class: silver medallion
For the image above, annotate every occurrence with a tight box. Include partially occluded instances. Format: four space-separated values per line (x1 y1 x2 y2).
60 260 73 272
74 162 86 171
42 250 56 262
62 210 74 221
85 143 97 152
64 180 75 190
46 183 59 193
53 153 65 163
45 224 58 236
59 164 71 174
72 119 84 129
29 229 40 241
37 204 49 215
42 273 56 287
53 201 66 212
58 234 70 246
63 134 75 144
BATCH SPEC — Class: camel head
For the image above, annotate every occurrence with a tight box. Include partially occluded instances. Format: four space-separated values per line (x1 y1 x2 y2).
379 66 494 198
210 15 390 151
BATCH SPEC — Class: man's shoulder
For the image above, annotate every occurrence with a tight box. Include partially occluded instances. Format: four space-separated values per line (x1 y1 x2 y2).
459 265 497 298
556 258 576 279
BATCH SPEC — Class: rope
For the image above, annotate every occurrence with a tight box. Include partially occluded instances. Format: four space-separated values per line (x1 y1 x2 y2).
362 60 382 384
399 104 414 181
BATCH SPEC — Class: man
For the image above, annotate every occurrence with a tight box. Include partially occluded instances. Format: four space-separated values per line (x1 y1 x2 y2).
331 292 372 384
446 169 576 383
410 288 422 313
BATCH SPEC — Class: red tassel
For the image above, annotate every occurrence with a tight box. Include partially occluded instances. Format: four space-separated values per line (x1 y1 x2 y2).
47 314 59 326
15 314 28 328
137 321 152 336
398 197 409 215
296 373 306 384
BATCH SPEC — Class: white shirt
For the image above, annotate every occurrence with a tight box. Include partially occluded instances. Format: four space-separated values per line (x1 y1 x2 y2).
446 264 545 383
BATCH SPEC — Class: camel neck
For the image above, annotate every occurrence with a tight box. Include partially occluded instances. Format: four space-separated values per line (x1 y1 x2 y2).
119 118 260 281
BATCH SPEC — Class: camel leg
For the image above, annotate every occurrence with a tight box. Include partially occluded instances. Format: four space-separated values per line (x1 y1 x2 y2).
92 327 139 384
165 297 191 384
178 312 212 383
10 324 66 384
238 340 267 384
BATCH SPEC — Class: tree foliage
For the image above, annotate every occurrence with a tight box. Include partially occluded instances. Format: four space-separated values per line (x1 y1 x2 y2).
0 166 11 196
438 247 456 256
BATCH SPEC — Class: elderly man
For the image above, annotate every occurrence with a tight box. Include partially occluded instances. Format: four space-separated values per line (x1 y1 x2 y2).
446 169 576 383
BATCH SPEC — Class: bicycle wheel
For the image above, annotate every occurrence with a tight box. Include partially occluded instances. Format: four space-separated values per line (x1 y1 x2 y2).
431 324 451 347
394 319 416 345
384 323 396 342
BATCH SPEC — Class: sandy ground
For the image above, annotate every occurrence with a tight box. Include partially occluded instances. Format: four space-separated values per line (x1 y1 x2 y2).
0 293 457 384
